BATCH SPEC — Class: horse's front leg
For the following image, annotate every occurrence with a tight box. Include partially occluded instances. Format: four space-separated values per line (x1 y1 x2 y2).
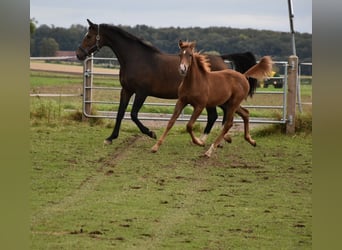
104 88 133 145
187 105 206 146
151 100 187 153
131 93 156 139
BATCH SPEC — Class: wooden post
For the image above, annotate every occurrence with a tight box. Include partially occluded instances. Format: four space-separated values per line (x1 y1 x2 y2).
286 55 298 134
83 55 93 120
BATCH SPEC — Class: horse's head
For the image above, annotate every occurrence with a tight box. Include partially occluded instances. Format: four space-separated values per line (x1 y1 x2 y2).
178 40 196 76
76 19 103 61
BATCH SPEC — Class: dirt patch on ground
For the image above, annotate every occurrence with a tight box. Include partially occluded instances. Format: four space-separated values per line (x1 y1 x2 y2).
30 61 120 75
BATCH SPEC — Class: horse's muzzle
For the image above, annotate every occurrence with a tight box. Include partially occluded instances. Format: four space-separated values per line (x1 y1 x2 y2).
76 47 88 61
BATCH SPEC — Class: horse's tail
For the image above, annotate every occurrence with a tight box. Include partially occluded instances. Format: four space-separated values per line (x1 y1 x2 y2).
244 56 273 97
221 52 259 98
221 51 256 73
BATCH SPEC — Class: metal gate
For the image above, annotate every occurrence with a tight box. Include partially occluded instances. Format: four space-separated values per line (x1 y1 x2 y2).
82 54 289 124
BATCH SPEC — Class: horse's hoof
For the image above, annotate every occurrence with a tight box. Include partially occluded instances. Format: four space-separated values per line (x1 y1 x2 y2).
248 139 256 147
193 138 205 147
224 134 232 143
217 139 225 148
199 134 208 144
204 144 215 157
103 139 112 145
204 151 211 158
151 145 158 153
149 131 157 139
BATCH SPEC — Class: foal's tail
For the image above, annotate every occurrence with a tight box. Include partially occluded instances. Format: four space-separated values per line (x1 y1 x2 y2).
244 56 273 97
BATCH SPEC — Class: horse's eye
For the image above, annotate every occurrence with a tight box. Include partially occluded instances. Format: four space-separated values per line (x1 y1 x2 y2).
86 35 91 39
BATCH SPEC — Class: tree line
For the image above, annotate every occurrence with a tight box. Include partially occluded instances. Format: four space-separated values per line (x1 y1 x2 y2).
30 20 312 64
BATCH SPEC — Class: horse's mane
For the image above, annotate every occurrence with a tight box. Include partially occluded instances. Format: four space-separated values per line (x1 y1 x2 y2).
193 53 211 73
101 24 161 53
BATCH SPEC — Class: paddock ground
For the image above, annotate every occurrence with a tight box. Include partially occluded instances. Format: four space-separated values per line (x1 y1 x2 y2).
30 62 312 248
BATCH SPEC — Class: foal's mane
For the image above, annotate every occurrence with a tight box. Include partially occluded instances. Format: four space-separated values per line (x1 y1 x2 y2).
101 24 161 53
193 53 211 73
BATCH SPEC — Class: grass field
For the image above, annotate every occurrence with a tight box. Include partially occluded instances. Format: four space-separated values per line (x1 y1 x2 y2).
30 120 312 249
30 65 312 249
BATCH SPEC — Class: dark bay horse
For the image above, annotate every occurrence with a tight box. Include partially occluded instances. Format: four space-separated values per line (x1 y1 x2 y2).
151 41 273 157
76 19 257 144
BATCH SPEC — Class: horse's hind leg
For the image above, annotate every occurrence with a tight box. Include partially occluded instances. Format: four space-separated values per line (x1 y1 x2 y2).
235 106 256 146
200 107 218 143
131 93 157 139
205 104 237 157
219 105 233 146
105 88 133 144
218 105 255 146
205 115 234 157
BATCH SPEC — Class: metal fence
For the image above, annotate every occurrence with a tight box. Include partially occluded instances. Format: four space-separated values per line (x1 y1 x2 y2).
82 55 291 124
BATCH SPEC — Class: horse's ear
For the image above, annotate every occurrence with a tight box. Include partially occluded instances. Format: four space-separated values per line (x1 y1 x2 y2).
190 41 196 51
87 19 94 27
178 40 184 49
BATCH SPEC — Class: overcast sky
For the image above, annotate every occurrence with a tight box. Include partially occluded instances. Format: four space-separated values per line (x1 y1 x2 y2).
30 0 312 33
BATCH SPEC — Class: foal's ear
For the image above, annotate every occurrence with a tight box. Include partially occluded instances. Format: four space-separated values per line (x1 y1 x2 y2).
178 40 184 49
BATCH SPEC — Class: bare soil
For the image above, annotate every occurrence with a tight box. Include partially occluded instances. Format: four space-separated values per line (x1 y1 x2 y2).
30 61 120 75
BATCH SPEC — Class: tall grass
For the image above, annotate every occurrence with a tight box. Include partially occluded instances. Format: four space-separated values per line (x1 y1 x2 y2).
30 98 62 122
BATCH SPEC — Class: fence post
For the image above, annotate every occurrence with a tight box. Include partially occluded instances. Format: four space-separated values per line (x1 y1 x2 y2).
286 55 298 134
83 55 93 120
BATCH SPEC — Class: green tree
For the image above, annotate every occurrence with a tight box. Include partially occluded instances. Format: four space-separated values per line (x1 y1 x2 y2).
40 37 59 56
30 18 37 35
30 18 38 56
30 22 311 63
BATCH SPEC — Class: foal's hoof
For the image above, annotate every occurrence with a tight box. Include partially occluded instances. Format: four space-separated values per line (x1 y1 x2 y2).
224 134 232 143
204 144 215 158
247 138 256 147
149 131 157 139
193 138 205 147
151 145 159 153
103 139 112 145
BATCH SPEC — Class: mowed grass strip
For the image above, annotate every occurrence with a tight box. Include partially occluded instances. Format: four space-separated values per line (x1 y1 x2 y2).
30 120 312 249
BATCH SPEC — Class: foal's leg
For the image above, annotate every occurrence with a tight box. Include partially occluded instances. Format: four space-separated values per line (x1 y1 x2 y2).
219 105 232 147
105 88 133 145
235 106 256 146
131 93 157 139
187 106 206 146
219 105 252 146
205 108 236 157
151 100 187 153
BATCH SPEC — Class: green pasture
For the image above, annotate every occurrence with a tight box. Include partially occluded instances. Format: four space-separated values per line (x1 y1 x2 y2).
30 70 312 249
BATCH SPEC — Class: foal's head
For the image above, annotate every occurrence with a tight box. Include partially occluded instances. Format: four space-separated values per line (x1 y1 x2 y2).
178 40 196 76
76 19 103 61
178 40 211 76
